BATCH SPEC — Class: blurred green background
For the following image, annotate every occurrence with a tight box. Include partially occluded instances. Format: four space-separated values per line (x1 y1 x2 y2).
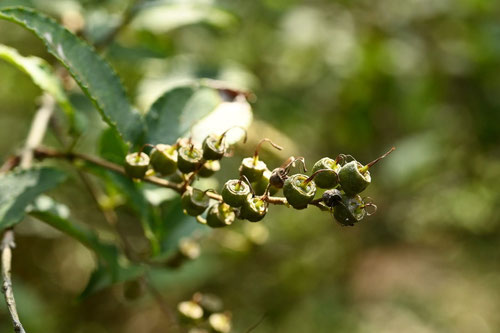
1 0 500 332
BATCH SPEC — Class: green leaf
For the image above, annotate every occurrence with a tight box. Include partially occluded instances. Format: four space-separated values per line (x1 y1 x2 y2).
28 197 144 296
0 43 76 129
145 82 252 145
105 172 161 255
0 167 66 230
98 127 128 165
0 7 144 144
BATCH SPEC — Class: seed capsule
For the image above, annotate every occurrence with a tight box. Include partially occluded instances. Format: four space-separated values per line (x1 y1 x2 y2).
177 145 203 174
221 179 251 207
322 189 343 208
239 138 283 182
149 144 178 175
333 195 367 226
312 157 340 189
338 147 395 195
206 203 235 228
202 134 227 160
198 160 221 178
283 174 317 209
239 157 268 183
338 160 370 195
181 188 210 216
124 152 150 179
202 127 247 161
239 194 268 222
269 156 306 189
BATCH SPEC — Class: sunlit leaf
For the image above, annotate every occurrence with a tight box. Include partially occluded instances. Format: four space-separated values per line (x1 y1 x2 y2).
145 82 252 145
0 43 76 129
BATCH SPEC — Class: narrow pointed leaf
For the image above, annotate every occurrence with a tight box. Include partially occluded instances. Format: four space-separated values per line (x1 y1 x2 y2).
0 43 76 128
0 7 144 143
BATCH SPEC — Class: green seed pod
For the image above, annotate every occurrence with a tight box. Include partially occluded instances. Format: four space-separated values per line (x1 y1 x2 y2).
333 195 366 226
124 152 150 179
149 144 178 175
283 174 317 209
198 160 221 178
252 169 279 196
338 147 396 195
177 146 203 174
239 157 268 182
239 194 268 222
206 203 235 228
177 300 204 323
221 179 251 207
338 161 370 195
312 157 340 189
202 134 226 160
181 188 210 216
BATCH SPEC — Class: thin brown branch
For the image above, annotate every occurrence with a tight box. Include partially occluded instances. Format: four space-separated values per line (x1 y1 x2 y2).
47 118 139 262
32 147 332 212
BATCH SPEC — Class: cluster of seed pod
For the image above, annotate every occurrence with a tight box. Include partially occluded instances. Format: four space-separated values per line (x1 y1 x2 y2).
124 128 241 180
124 126 394 227
221 140 394 226
177 293 231 333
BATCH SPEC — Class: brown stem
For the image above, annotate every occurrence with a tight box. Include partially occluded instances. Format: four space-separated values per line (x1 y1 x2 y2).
31 146 330 212
253 138 283 160
304 169 331 184
359 147 396 173
240 175 255 196
282 156 307 173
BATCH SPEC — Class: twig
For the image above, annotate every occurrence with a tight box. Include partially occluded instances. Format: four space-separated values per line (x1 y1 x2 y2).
246 313 266 333
19 94 55 168
48 116 138 262
0 95 54 333
31 147 333 211
1 230 26 333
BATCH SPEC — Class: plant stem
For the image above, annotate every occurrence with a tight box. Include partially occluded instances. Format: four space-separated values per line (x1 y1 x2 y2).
1 230 26 333
1 93 55 333
19 94 54 168
31 146 329 210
